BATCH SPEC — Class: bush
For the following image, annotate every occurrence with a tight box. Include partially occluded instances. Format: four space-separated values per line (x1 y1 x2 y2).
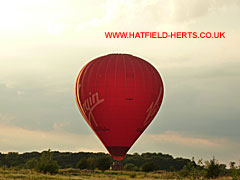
129 172 137 178
95 156 111 172
38 160 59 174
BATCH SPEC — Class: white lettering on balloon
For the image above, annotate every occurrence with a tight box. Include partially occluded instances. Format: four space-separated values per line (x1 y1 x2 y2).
82 92 104 127
144 87 163 126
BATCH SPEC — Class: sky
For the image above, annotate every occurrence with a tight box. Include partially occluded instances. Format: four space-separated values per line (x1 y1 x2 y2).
0 0 240 165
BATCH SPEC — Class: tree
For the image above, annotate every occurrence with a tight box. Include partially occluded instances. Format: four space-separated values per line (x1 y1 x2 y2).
229 161 239 180
96 156 111 172
179 157 204 180
77 157 95 170
87 157 95 171
24 158 38 169
77 158 88 169
5 152 23 167
141 162 156 172
124 163 138 171
124 153 143 168
230 162 236 169
205 157 221 178
37 149 59 174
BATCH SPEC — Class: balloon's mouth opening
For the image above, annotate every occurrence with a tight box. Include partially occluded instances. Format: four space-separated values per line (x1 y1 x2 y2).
106 146 130 161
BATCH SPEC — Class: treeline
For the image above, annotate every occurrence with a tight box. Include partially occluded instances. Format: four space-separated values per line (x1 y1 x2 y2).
0 150 239 179
0 150 190 172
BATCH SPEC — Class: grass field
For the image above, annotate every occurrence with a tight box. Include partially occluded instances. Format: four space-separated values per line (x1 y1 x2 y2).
0 168 233 180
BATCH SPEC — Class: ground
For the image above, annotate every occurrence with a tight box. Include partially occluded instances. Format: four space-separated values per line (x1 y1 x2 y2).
0 168 232 180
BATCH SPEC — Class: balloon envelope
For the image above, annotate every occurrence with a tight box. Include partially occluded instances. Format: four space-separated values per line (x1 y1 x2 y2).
75 54 164 161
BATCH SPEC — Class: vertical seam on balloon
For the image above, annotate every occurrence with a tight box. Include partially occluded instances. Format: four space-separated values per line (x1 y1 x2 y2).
103 55 112 131
113 54 119 132
138 57 147 99
147 60 155 103
123 55 127 132
145 61 161 129
114 54 118 93
95 56 106 93
137 58 147 129
94 57 107 129
92 55 110 146
79 60 102 127
151 63 158 95
127 55 136 100
143 64 158 126
139 58 153 127
151 63 161 104
132 56 141 125
87 59 102 128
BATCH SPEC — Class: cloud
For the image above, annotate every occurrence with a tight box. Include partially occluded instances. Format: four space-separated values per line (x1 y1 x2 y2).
147 131 221 147
0 123 105 153
53 122 70 131
148 60 240 138
1 123 239 164
130 131 240 164
0 113 16 125
81 0 240 31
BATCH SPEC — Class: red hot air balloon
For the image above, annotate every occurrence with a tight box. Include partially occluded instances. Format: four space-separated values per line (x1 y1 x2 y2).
75 54 164 161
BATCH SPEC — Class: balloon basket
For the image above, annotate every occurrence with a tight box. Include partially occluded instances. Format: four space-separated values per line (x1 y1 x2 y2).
110 161 124 171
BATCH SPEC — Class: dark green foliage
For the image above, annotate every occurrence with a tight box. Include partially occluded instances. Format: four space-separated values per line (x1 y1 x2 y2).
219 164 228 176
5 152 24 167
52 151 87 168
205 157 221 178
123 152 190 171
124 163 138 171
0 151 192 172
87 157 95 170
76 158 88 169
231 169 239 180
129 172 137 178
76 157 96 170
1 150 230 177
24 158 38 169
96 156 111 172
123 153 143 168
37 150 59 174
141 162 157 172
179 157 205 180
229 162 239 180
0 151 191 171
52 151 105 169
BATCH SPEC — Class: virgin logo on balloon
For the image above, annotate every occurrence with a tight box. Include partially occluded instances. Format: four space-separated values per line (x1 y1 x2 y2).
75 54 164 161
81 92 104 127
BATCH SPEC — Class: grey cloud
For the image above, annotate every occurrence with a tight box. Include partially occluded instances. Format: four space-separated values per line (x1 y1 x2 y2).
103 0 240 30
147 60 240 141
